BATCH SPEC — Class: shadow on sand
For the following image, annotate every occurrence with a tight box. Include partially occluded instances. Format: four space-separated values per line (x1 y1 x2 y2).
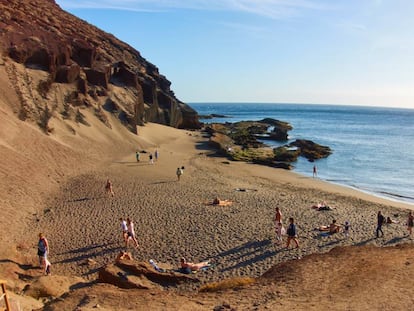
66 196 105 203
212 239 285 273
56 243 121 264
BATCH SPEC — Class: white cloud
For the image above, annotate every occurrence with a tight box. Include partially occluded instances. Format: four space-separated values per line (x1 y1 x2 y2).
56 0 330 19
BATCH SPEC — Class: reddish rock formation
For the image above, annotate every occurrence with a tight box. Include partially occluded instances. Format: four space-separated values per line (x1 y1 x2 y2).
98 260 199 289
0 0 200 131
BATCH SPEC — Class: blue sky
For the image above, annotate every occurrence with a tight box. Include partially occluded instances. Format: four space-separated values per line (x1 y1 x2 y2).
55 0 414 109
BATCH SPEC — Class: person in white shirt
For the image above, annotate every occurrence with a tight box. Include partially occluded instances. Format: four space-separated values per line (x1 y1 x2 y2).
119 218 128 246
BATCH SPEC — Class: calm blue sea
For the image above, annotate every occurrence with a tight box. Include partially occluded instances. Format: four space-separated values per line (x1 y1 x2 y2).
190 103 414 205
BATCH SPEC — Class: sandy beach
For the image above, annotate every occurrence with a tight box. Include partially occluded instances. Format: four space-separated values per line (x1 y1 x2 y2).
1 116 414 310
18 122 413 288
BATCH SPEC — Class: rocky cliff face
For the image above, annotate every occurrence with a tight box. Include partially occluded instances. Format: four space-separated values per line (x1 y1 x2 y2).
0 0 200 132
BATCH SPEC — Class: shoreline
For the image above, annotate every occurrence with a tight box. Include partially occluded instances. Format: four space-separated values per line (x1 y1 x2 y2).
194 103 414 207
302 174 414 207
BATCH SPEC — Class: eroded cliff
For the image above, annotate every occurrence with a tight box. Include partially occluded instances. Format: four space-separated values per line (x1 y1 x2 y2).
0 0 200 133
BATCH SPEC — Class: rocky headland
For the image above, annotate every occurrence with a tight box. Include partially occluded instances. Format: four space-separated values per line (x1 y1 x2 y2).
205 118 332 169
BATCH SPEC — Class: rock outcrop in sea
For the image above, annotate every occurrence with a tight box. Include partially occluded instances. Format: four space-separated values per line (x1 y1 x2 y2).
206 118 332 169
0 0 201 133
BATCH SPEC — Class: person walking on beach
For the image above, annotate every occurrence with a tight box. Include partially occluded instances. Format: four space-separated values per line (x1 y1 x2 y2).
135 151 140 162
275 207 282 223
274 207 284 244
343 221 351 238
176 167 183 181
286 217 299 248
407 211 414 236
313 165 317 178
120 218 128 246
126 218 139 248
38 233 49 273
105 179 114 197
275 221 285 244
149 153 154 165
376 211 385 238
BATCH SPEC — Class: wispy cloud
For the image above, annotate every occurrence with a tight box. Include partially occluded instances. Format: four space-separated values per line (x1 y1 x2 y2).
336 21 368 34
56 0 331 19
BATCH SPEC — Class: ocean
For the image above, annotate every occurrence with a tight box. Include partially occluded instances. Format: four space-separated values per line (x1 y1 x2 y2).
190 103 414 205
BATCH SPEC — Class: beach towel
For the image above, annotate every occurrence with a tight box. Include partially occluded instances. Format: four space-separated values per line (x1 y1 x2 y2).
149 259 165 272
199 263 215 271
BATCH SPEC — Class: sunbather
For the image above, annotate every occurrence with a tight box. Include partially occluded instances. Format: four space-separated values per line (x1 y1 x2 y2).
211 197 233 206
311 202 334 211
180 257 210 271
318 219 341 233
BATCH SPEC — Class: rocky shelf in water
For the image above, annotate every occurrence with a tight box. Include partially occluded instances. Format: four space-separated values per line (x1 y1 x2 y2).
204 118 332 169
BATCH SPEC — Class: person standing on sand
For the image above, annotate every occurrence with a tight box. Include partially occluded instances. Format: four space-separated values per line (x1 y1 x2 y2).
275 207 282 223
126 218 139 248
149 153 154 165
176 167 183 181
407 211 414 236
343 221 351 238
38 233 49 272
105 179 114 197
275 221 285 244
136 151 140 162
376 211 385 238
120 218 128 246
286 217 299 248
274 207 283 244
313 165 317 177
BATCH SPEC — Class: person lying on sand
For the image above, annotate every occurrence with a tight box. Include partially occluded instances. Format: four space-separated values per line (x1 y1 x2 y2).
311 202 334 211
317 219 342 233
211 197 233 206
180 257 210 271
386 216 398 224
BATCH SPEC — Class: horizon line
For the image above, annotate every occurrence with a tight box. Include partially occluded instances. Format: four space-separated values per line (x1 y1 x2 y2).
187 101 414 110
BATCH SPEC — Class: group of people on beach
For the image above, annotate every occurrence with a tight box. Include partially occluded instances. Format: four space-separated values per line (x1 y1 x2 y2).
376 210 414 238
136 149 159 164
274 207 299 248
135 149 187 182
275 205 414 247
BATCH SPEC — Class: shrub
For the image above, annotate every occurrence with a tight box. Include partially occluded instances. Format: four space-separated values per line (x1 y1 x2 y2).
199 277 256 292
37 77 53 98
38 104 53 134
